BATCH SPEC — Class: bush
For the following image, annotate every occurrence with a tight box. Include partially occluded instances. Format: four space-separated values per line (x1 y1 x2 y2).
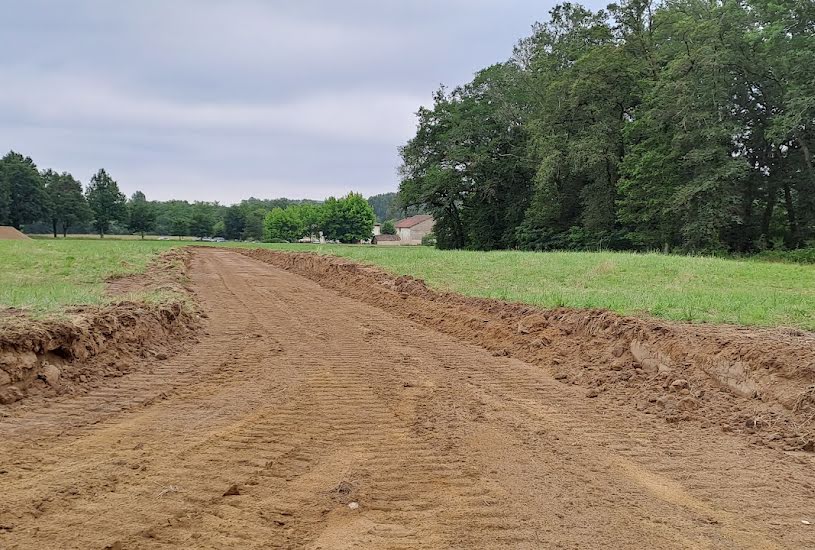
381 220 396 235
421 232 437 246
752 247 815 265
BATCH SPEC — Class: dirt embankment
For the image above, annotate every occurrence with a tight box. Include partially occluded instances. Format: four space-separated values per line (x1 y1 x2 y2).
0 249 200 406
239 248 815 451
0 226 31 240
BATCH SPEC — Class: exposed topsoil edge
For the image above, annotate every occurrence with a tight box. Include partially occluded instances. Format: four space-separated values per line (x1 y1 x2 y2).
239 248 815 451
0 249 200 405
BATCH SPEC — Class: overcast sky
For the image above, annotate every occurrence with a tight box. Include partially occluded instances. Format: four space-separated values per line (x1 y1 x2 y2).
1 0 605 204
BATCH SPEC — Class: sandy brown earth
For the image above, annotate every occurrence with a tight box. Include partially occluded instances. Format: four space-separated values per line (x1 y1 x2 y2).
0 226 31 240
1 247 814 549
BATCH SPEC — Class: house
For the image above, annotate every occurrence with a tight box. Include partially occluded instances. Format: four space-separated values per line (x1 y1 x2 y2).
372 234 401 246
395 215 434 244
373 223 382 236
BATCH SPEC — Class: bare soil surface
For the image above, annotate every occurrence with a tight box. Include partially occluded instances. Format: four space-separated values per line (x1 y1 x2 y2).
0 249 198 406
0 226 30 240
1 247 813 549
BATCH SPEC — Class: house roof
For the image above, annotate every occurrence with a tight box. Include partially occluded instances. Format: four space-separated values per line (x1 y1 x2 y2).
395 215 433 228
374 234 401 242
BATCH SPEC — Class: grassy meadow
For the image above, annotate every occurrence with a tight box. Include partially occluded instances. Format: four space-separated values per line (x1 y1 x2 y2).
1 238 813 330
0 239 180 316
253 243 815 330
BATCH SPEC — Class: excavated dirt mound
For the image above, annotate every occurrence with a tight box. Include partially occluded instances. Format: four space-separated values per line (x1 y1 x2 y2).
239 248 815 451
0 249 200 405
0 226 31 240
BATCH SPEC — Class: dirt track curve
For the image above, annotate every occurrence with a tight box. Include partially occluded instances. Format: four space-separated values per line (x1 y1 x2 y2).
1 248 813 549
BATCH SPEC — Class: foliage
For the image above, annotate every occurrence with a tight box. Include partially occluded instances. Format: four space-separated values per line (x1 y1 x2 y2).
127 191 156 238
381 220 396 235
263 207 304 242
398 0 815 253
85 169 127 237
752 246 815 265
43 170 91 237
188 203 217 238
0 151 48 229
320 192 376 243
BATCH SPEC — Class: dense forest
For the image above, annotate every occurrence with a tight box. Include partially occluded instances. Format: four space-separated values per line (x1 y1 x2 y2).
398 0 815 252
0 150 400 242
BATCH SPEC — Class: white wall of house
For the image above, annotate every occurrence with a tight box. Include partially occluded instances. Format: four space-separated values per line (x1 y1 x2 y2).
405 218 434 243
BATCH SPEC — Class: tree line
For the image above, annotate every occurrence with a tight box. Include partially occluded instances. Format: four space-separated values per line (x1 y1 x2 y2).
0 150 393 241
398 0 815 252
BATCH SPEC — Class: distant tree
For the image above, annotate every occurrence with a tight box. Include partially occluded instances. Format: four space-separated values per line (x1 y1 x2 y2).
293 203 323 240
264 207 304 242
321 192 376 243
223 205 246 240
85 169 127 237
127 191 156 239
242 209 265 241
0 151 48 229
212 219 226 238
43 170 91 237
367 192 397 222
189 204 216 238
381 220 396 235
169 217 190 237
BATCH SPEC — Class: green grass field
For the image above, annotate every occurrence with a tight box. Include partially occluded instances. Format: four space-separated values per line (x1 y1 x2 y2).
0 239 180 316
253 244 815 330
2 239 813 330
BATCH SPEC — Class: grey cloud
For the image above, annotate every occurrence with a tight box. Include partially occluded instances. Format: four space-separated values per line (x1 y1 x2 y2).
1 0 607 203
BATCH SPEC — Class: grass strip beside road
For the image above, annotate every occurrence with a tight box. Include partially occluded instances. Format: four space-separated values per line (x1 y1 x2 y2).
0 239 179 316
251 244 815 331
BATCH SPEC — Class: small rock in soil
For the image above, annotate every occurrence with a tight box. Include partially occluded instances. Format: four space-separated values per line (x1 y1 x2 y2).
586 389 600 398
223 484 241 496
40 364 61 388
670 379 689 392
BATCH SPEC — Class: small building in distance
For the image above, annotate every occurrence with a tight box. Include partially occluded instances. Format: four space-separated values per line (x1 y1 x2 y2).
373 223 382 236
395 215 434 245
372 234 401 246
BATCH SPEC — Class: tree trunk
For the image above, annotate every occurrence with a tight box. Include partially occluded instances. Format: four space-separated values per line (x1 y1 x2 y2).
783 182 799 247
140 231 145 239
52 219 58 239
62 222 68 238
795 134 815 187
760 183 777 242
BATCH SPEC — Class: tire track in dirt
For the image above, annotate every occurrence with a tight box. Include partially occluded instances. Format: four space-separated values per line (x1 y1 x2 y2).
1 248 813 549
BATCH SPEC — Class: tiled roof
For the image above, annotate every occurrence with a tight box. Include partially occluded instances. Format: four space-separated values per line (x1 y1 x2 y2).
395 215 433 228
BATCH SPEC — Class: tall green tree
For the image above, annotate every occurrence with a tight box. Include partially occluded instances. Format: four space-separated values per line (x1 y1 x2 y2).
0 151 47 229
223 205 246 240
86 169 127 237
320 192 376 243
43 170 91 237
127 191 156 239
189 203 217 238
400 63 534 249
263 207 305 242
381 220 396 235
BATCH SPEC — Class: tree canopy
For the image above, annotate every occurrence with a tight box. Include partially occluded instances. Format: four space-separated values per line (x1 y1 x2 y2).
44 170 91 237
399 0 815 253
86 169 127 237
127 191 156 239
0 151 48 229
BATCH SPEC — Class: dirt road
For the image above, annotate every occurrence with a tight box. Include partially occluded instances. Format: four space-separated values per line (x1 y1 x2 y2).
1 248 813 548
